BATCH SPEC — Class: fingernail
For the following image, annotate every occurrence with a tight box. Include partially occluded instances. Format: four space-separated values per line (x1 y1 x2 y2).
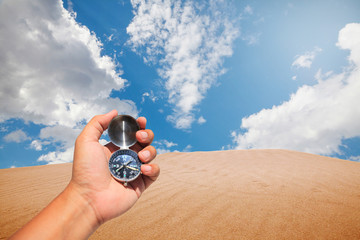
142 165 152 173
141 150 151 160
140 131 148 140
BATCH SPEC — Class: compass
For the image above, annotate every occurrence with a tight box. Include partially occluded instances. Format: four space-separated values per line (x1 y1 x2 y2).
108 115 141 186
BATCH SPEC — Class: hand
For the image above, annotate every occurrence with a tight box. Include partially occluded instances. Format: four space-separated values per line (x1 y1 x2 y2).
9 110 159 240
70 109 160 224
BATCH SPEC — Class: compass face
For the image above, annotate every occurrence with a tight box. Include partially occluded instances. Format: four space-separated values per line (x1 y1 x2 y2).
109 149 141 183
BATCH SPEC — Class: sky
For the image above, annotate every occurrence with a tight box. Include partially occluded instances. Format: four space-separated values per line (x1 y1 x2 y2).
0 0 360 168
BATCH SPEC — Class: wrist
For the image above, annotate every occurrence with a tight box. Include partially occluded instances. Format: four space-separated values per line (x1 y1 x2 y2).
57 182 101 239
9 182 101 240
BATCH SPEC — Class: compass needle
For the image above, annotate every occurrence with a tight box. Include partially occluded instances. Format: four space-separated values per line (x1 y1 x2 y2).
126 166 140 171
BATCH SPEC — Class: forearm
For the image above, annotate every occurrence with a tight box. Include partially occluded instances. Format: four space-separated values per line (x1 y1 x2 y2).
10 183 99 240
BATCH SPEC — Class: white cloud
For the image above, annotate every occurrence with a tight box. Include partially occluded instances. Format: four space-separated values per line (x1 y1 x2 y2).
3 129 30 143
30 140 44 151
244 5 253 15
156 148 171 154
198 116 206 124
66 0 74 13
34 125 82 164
0 0 137 127
183 144 192 152
253 17 265 25
39 125 81 148
348 155 360 162
153 139 178 154
141 90 158 103
163 140 177 148
241 32 261 45
99 139 109 146
232 23 360 156
107 33 114 42
337 23 360 65
127 0 238 129
0 126 8 132
292 47 322 68
38 146 74 164
0 0 138 163
154 139 178 148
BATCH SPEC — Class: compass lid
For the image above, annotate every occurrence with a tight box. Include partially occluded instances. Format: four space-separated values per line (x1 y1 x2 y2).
108 115 139 148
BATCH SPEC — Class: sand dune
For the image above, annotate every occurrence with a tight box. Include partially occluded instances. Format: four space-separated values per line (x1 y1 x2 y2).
1 149 360 239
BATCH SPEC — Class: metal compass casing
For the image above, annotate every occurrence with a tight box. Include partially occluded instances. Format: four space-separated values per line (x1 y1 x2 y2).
108 115 141 186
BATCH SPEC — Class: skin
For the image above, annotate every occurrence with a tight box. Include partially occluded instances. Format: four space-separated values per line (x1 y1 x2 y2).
10 110 160 240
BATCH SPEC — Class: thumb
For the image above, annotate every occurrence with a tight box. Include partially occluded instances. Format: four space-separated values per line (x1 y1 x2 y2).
78 110 118 142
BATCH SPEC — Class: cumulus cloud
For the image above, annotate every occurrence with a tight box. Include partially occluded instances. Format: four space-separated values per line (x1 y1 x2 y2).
3 130 30 143
292 47 322 68
232 23 360 156
141 90 158 103
154 139 178 148
241 32 261 45
337 23 360 65
156 148 171 154
349 155 360 162
0 126 8 132
198 116 206 124
183 144 192 152
39 125 81 148
38 147 75 164
127 0 238 129
153 139 178 154
243 5 253 15
0 0 138 163
30 140 46 151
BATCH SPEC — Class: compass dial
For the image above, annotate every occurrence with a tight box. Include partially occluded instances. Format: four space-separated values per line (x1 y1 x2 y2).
109 149 141 184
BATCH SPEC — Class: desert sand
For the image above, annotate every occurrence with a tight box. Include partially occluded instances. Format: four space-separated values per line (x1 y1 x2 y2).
1 149 360 239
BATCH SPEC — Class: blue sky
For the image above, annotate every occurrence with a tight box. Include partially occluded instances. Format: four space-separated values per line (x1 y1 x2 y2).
0 0 360 168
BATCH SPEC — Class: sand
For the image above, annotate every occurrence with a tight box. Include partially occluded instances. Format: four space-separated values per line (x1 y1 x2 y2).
1 149 360 239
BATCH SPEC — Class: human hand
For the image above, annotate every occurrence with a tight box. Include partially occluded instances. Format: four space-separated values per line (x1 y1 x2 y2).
9 110 159 240
70 109 159 225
